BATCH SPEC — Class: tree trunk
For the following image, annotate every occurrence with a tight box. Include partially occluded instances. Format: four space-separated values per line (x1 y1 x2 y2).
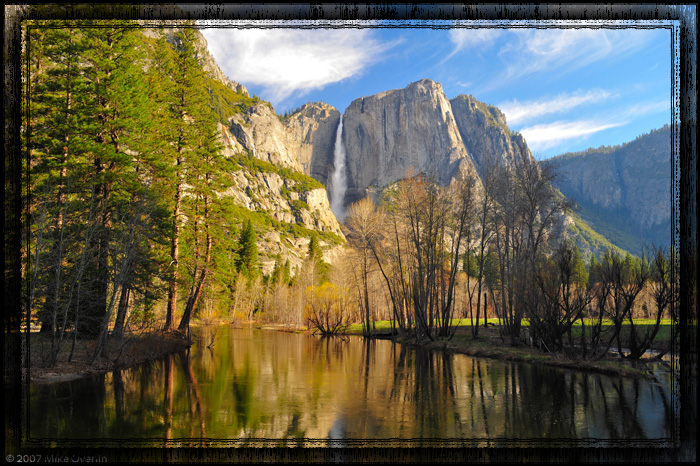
165 153 183 331
113 285 131 338
179 194 211 332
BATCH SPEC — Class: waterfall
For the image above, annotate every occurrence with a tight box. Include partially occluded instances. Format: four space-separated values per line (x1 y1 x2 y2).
330 114 347 222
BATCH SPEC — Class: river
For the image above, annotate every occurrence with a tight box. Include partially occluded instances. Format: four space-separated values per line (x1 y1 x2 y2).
29 326 676 447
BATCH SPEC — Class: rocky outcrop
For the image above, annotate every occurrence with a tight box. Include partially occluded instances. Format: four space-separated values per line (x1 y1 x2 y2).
228 102 305 171
450 94 533 176
218 166 344 275
225 100 342 214
341 79 475 206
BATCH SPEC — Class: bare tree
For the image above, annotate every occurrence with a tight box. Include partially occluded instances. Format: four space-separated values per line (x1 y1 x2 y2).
346 197 381 336
527 240 592 353
436 167 477 338
491 157 572 346
595 250 650 359
491 162 525 345
346 195 412 335
624 246 677 359
472 156 498 336
304 283 348 336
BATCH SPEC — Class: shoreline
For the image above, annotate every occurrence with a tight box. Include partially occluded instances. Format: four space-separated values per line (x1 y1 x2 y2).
260 322 672 380
27 322 672 385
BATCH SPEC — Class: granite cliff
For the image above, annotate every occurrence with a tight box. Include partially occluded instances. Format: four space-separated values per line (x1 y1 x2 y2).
221 76 629 259
341 79 476 206
449 94 532 176
140 26 646 262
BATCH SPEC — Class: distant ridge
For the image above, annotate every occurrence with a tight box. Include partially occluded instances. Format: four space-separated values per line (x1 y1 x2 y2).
547 125 672 256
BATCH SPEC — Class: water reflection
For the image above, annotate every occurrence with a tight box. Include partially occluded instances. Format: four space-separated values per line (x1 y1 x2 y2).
29 326 674 445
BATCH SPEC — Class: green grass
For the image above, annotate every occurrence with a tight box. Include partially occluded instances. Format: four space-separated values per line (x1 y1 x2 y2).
345 318 674 343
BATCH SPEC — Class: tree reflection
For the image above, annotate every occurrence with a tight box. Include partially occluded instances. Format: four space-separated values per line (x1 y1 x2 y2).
29 328 673 443
163 354 174 441
179 349 206 443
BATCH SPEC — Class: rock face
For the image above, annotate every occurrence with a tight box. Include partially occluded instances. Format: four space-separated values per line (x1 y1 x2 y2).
227 101 342 183
139 25 347 272
217 161 345 275
342 79 474 206
336 79 537 207
548 126 672 254
450 94 532 176
283 102 341 186
210 77 540 230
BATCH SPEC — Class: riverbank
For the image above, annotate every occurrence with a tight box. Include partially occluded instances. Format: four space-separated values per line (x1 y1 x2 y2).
28 330 191 384
249 321 672 380
347 324 673 380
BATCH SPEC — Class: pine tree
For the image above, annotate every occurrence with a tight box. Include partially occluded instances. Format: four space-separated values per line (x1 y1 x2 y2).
177 71 227 332
306 234 329 284
572 246 589 286
27 19 173 360
589 252 602 284
235 219 259 277
29 23 92 337
152 25 222 331
79 21 155 343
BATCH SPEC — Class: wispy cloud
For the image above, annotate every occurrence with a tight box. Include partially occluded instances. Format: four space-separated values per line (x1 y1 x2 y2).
441 28 502 64
449 28 502 52
499 89 615 126
472 27 658 94
504 28 652 78
620 100 670 118
520 119 626 154
200 27 392 105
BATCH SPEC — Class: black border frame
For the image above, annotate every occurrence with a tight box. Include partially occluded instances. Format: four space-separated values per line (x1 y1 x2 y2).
4 3 696 463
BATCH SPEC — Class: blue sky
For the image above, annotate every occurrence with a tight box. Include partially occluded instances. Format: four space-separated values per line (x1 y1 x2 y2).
199 21 673 160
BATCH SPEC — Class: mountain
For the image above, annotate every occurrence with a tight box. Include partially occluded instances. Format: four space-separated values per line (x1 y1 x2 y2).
341 79 475 205
547 126 672 256
218 74 630 259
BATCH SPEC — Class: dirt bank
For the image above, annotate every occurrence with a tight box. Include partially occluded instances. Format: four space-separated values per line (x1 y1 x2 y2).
28 330 191 384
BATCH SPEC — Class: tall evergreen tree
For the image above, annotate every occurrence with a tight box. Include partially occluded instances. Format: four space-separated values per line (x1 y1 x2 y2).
79 21 155 343
152 25 221 331
235 219 259 277
27 19 173 361
178 76 226 332
29 23 91 338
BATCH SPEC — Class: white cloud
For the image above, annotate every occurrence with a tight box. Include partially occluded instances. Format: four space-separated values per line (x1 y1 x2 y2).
200 27 391 105
520 119 626 153
499 89 615 126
